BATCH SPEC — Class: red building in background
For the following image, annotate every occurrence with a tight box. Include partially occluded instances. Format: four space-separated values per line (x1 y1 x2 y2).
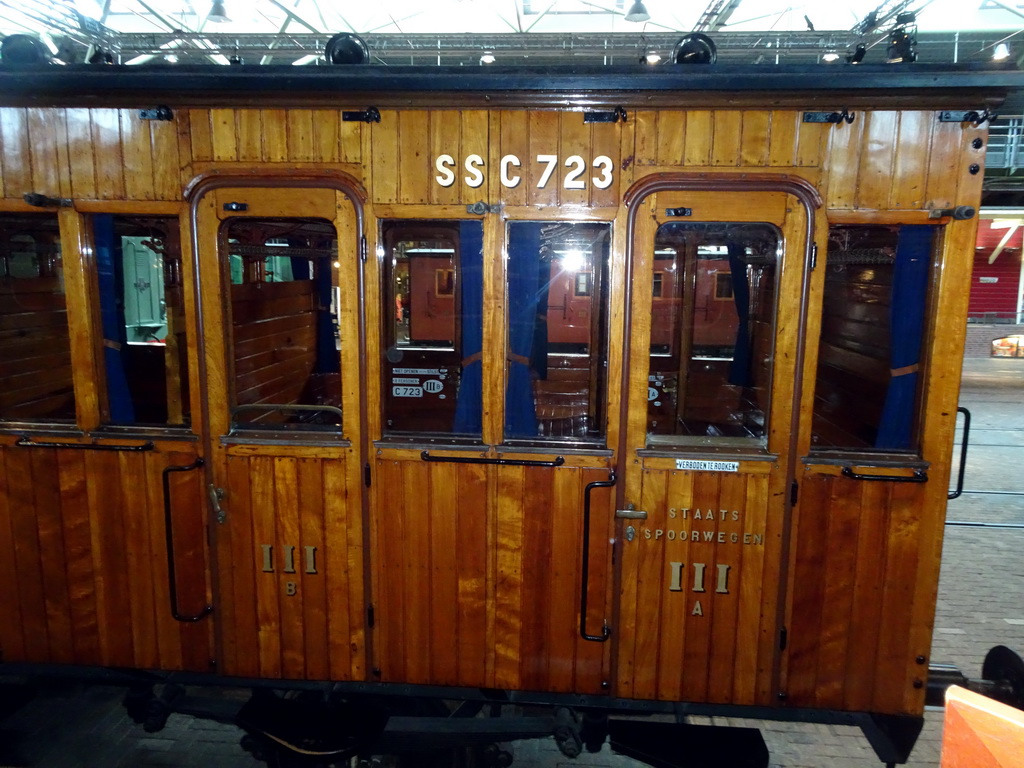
965 210 1024 356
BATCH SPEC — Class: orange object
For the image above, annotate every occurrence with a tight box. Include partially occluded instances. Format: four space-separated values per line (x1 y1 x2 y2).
942 686 1024 767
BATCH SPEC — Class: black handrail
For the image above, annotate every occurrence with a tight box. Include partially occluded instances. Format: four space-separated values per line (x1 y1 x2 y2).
161 458 213 623
580 472 616 643
420 451 565 468
16 436 154 452
841 466 928 483
948 406 971 500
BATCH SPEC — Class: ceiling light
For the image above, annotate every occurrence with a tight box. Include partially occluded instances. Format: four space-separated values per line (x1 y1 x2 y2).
644 51 661 65
624 1 650 23
822 51 840 63
480 51 495 64
208 0 230 23
993 43 1010 61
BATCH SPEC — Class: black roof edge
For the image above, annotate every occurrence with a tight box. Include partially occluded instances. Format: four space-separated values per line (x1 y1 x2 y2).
0 62 1021 107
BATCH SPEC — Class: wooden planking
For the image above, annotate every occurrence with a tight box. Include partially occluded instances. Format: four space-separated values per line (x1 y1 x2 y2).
0 444 207 669
786 470 927 714
371 459 609 692
220 452 359 681
618 468 772 706
0 108 31 198
631 109 822 170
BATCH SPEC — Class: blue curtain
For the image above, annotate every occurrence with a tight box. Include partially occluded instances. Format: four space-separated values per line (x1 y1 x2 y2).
94 214 136 423
727 242 753 387
504 223 541 437
875 225 933 450
453 221 484 435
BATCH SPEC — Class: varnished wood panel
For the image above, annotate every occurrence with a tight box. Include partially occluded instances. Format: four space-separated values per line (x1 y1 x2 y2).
0 444 211 670
219 451 363 681
371 458 611 693
616 468 774 705
784 470 929 714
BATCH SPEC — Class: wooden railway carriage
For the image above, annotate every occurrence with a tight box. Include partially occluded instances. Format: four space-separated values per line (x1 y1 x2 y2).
1 51 1023 766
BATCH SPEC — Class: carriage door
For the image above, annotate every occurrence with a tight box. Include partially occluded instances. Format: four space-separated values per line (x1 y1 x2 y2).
615 182 814 707
193 184 367 681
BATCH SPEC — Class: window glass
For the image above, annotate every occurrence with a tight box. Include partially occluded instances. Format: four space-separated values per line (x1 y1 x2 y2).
504 221 610 442
92 215 191 427
811 225 935 452
646 222 780 447
381 220 483 437
0 213 76 423
224 218 342 432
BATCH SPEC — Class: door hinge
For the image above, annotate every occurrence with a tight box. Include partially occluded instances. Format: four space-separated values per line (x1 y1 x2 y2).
780 627 788 651
810 243 818 270
360 234 368 262
367 604 375 628
790 481 798 506
364 462 371 487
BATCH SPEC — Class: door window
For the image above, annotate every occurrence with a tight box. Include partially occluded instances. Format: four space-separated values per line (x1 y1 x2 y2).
223 217 342 432
646 221 780 447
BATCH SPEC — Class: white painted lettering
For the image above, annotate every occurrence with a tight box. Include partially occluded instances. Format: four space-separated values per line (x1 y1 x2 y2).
564 155 586 189
304 545 318 575
464 154 485 188
592 155 614 189
536 154 558 188
500 154 521 188
283 545 296 574
261 544 274 573
435 154 456 187
692 601 704 616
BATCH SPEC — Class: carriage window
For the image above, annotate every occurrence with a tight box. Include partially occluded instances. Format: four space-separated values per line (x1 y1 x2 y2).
646 222 780 447
811 225 935 453
224 218 341 432
0 213 75 423
91 215 190 427
504 221 610 442
381 220 483 437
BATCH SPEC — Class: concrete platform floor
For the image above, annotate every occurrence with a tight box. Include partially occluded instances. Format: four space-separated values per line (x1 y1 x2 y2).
0 357 1021 768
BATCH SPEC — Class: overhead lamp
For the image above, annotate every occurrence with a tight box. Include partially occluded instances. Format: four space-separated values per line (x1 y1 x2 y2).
644 51 661 65
624 1 650 23
847 44 866 64
822 51 840 63
324 32 369 65
993 43 1010 61
887 28 917 63
672 34 717 65
0 34 50 66
208 0 230 23
480 51 495 64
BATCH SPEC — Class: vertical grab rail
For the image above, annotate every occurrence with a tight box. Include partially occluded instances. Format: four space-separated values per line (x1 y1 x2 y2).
948 406 972 500
580 472 617 642
161 458 214 622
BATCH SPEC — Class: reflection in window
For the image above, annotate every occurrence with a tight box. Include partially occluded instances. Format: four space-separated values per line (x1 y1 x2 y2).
92 215 190 427
647 222 780 446
381 220 483 437
505 221 610 442
0 214 76 423
224 218 341 432
811 225 934 452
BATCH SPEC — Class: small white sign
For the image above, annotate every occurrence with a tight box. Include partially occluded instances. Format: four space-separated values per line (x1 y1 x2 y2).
979 276 999 284
394 367 442 375
392 386 423 398
392 377 420 385
423 379 444 394
675 459 740 473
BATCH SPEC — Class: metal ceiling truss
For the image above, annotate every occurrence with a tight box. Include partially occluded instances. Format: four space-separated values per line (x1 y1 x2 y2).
27 29 1013 68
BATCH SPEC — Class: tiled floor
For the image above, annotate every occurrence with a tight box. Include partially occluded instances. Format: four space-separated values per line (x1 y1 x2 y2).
0 357 1021 767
